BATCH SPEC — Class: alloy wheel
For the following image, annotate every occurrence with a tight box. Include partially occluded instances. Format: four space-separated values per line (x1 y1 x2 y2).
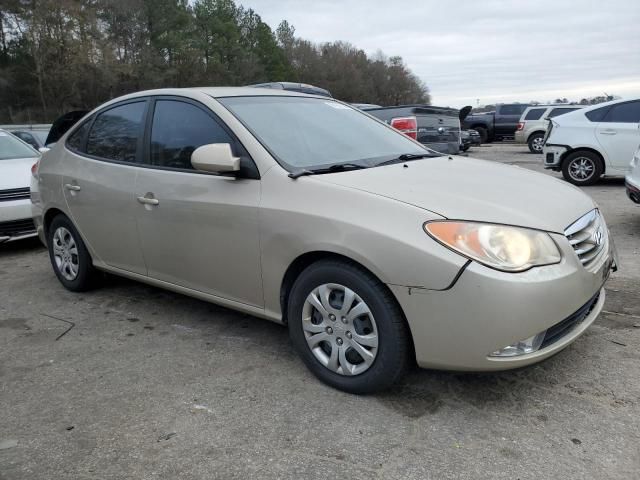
568 157 595 182
301 283 378 376
52 227 79 281
531 136 544 152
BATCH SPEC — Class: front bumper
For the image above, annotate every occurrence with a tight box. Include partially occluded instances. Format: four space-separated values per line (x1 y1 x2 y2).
390 231 615 371
0 199 37 243
625 175 640 204
543 145 568 170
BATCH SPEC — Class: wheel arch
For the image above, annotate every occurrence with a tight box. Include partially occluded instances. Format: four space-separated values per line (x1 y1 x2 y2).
43 207 67 237
279 251 404 327
527 130 546 142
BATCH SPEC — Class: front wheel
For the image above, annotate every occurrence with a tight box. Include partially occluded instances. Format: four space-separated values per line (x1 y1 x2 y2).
561 151 603 186
288 260 411 394
47 214 98 291
527 133 545 153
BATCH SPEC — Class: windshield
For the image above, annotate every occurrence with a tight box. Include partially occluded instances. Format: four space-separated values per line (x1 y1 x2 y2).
218 96 435 171
0 131 39 160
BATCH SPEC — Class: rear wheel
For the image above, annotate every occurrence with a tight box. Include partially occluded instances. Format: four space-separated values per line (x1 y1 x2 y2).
472 126 488 143
288 260 411 394
527 132 545 153
561 151 603 186
47 215 98 291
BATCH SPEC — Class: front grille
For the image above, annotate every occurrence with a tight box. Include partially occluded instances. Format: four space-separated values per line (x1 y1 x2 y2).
540 292 600 349
0 187 30 202
0 218 36 238
564 209 607 271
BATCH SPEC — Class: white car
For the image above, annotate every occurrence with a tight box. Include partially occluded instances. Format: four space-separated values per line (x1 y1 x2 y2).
0 129 40 243
543 98 640 185
626 145 640 204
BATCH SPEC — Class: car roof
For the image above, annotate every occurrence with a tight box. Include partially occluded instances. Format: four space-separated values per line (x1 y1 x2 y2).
124 87 323 100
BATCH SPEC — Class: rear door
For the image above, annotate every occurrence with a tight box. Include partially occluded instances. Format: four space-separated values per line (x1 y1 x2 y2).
62 100 148 274
494 104 528 137
134 97 263 306
595 100 640 171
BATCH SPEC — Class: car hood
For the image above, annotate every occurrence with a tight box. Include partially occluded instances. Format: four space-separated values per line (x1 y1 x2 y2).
315 155 596 233
1 157 38 190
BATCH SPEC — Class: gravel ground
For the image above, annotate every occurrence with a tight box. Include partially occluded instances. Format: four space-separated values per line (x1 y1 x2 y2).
1 143 639 479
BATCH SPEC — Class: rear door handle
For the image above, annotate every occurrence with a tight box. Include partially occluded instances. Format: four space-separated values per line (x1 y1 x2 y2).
64 183 81 191
599 129 617 135
137 195 159 206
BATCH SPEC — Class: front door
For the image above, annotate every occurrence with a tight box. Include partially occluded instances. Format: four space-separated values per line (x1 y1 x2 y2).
595 100 640 172
134 98 263 307
62 100 148 274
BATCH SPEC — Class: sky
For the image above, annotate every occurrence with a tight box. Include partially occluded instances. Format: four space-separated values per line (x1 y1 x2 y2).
243 0 640 108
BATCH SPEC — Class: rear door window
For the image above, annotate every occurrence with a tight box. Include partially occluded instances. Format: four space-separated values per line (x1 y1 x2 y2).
601 101 640 123
86 101 146 162
524 108 546 120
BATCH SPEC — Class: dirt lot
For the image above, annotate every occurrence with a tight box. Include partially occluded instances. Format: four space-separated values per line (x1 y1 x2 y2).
1 143 639 479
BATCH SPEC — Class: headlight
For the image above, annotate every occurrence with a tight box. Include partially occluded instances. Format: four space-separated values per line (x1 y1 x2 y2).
424 221 561 272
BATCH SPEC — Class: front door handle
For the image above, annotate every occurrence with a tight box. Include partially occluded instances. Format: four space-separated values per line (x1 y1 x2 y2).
137 194 159 206
64 183 81 191
599 129 617 135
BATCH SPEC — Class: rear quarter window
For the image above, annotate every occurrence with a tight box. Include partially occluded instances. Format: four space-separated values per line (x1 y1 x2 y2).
66 121 91 152
585 106 610 122
548 108 581 118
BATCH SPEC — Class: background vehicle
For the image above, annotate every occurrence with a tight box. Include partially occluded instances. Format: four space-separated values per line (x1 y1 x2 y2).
462 103 530 143
33 88 615 394
460 129 481 151
515 105 584 153
543 98 640 185
0 124 51 150
0 129 40 243
626 145 640 204
363 104 471 154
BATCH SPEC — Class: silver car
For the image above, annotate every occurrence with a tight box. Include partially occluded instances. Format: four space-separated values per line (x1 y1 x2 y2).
32 88 617 393
1 129 40 243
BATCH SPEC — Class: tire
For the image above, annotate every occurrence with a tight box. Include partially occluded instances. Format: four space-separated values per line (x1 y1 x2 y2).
561 150 603 186
288 260 411 394
47 214 98 291
527 132 545 154
472 126 488 143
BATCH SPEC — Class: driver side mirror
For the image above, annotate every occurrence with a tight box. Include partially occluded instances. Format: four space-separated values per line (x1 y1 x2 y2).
191 143 240 173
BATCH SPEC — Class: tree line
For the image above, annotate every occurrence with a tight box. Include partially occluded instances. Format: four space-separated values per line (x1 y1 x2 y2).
0 0 430 123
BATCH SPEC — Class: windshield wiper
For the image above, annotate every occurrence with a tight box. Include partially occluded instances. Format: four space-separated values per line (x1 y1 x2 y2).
376 153 438 167
288 163 367 179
